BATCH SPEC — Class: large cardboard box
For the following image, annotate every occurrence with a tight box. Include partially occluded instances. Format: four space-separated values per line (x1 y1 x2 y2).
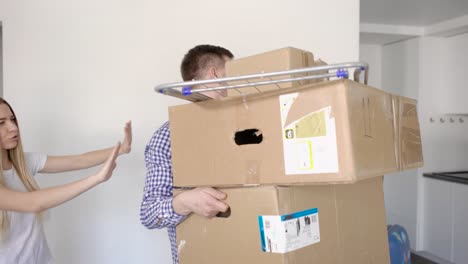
169 79 423 187
176 177 390 264
225 47 320 96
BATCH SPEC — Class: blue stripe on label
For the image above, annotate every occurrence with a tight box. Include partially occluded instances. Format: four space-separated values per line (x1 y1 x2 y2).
258 216 266 252
281 208 318 221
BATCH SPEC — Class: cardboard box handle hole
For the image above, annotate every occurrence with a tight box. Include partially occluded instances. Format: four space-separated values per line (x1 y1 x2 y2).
234 129 263 145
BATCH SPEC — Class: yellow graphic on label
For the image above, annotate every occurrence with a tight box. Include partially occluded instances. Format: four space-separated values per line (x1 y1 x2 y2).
296 141 313 170
295 111 327 138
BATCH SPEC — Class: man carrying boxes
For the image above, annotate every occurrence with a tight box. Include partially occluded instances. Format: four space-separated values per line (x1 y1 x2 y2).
145 46 424 264
140 44 234 264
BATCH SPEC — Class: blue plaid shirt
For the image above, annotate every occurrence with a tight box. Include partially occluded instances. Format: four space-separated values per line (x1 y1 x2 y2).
140 121 186 264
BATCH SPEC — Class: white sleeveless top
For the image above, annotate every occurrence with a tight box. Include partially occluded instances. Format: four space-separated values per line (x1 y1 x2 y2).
0 152 52 264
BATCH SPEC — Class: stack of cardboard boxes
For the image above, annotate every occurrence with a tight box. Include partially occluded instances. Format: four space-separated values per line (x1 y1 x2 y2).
169 47 423 264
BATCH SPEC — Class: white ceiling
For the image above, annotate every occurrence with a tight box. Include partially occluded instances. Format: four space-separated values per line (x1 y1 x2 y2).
360 0 468 45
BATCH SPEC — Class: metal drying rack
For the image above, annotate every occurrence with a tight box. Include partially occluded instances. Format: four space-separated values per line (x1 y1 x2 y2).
155 62 369 102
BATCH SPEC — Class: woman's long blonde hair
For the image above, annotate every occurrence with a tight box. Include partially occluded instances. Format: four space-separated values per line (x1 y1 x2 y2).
0 98 40 239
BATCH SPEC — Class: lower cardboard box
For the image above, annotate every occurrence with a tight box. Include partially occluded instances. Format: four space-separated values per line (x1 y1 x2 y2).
176 177 390 264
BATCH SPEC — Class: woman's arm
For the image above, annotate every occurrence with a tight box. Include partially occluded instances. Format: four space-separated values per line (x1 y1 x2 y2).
0 143 120 213
40 121 131 173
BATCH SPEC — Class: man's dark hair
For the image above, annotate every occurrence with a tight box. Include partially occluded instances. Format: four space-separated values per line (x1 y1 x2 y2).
180 44 234 81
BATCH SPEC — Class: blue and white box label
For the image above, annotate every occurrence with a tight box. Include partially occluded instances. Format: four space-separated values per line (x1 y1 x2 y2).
258 208 320 253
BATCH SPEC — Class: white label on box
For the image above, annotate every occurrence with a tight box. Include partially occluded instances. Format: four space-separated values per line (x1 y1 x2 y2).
279 93 339 174
258 208 320 253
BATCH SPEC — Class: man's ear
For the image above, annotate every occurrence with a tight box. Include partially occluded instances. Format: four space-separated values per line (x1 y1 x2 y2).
207 66 218 79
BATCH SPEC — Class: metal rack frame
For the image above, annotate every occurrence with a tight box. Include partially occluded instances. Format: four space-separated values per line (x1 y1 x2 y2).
155 62 369 102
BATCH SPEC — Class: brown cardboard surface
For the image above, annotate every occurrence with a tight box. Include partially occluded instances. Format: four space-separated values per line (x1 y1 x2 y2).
169 79 408 187
393 95 424 170
311 58 329 82
225 47 316 96
176 177 390 264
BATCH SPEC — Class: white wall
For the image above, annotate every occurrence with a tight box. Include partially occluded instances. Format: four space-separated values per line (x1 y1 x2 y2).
382 39 420 99
418 35 468 263
359 44 382 88
379 38 421 250
376 34 468 262
0 1 360 263
441 32 468 114
360 39 420 249
358 46 422 251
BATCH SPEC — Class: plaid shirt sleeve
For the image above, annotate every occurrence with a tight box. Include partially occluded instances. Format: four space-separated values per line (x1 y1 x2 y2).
140 122 186 229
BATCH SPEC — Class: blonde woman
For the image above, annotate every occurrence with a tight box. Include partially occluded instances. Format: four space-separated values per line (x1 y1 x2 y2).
0 97 132 263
